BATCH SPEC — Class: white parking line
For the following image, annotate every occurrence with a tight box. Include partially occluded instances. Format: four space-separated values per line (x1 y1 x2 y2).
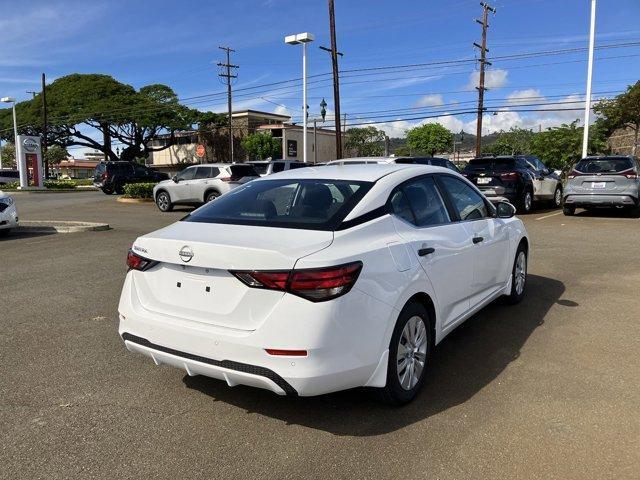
536 212 563 220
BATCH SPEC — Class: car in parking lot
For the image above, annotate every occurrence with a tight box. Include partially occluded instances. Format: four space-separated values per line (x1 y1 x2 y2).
0 169 20 186
120 164 529 404
93 161 169 195
153 163 260 212
563 155 640 216
249 160 308 176
0 190 18 236
463 155 562 213
326 156 461 173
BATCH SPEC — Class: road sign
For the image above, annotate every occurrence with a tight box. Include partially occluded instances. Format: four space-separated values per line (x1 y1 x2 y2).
196 144 206 158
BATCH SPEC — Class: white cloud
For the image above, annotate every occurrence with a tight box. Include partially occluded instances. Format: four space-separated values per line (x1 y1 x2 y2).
466 69 508 91
414 94 444 107
507 89 545 106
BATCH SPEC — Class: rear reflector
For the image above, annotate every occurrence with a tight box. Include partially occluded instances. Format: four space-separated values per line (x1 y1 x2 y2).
265 349 308 357
231 261 363 302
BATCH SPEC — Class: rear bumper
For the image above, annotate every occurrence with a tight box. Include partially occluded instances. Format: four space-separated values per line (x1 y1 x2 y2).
0 205 18 229
118 272 395 397
564 194 638 207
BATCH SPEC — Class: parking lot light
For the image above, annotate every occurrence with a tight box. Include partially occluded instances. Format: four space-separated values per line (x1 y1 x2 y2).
1 96 27 187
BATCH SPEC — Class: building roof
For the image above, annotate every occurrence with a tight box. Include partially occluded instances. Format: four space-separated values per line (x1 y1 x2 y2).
231 109 290 120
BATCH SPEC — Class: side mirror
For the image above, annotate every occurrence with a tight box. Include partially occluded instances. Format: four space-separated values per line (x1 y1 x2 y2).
172 175 178 183
495 201 516 219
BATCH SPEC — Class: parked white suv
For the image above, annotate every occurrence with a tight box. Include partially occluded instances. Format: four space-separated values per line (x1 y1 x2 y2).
120 164 529 404
153 163 260 212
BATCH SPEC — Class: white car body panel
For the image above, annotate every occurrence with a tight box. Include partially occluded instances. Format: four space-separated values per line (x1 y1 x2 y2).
0 191 18 231
119 164 529 396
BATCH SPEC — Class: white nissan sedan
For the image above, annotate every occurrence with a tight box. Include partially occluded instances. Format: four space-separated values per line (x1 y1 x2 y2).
119 164 529 404
0 191 18 236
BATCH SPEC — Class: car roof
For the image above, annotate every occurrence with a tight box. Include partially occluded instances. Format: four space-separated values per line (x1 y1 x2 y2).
258 163 444 182
326 157 394 164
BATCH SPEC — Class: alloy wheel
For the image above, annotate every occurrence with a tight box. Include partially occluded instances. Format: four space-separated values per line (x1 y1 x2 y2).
157 193 169 211
515 251 527 295
396 315 428 391
524 192 533 212
554 188 562 207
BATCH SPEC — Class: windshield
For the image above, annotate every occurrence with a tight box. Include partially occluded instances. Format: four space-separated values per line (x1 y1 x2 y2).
574 157 634 174
184 179 372 230
250 163 269 175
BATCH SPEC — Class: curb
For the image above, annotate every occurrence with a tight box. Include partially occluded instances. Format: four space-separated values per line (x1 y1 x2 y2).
8 188 99 194
18 221 111 233
117 197 154 204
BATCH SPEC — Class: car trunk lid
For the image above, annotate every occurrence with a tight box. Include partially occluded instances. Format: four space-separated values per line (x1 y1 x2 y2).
130 221 333 331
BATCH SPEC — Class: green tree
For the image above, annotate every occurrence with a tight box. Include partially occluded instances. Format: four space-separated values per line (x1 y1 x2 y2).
406 123 452 156
44 145 69 167
530 120 608 170
0 74 198 162
241 131 282 160
594 81 640 155
483 127 535 155
1 143 16 169
197 112 235 162
345 126 385 156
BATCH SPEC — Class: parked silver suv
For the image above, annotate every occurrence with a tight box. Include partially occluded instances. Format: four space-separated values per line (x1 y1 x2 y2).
563 156 640 216
153 163 260 212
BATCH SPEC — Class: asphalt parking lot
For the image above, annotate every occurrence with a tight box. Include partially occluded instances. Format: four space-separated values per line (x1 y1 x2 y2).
1 191 639 480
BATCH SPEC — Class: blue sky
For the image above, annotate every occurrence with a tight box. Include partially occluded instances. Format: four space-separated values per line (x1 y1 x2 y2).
1 0 639 155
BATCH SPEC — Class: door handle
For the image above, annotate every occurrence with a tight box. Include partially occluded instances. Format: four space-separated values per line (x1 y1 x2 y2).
472 236 484 244
418 247 435 256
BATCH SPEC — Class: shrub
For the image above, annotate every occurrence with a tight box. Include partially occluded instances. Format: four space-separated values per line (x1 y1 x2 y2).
0 181 19 190
44 180 77 189
123 182 155 199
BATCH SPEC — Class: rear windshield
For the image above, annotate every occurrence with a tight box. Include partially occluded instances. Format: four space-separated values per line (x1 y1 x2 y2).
464 158 517 171
184 179 373 230
250 163 269 175
229 164 259 179
574 157 634 174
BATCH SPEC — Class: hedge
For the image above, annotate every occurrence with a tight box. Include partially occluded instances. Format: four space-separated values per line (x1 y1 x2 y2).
123 182 155 199
44 180 77 189
0 181 19 190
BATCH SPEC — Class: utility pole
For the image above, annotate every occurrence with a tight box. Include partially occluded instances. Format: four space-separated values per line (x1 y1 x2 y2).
582 0 597 158
42 73 48 176
218 46 238 163
318 0 343 160
313 118 318 164
474 2 496 157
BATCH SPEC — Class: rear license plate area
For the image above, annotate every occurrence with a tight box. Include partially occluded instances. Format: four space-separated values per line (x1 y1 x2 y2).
477 177 492 185
591 182 606 189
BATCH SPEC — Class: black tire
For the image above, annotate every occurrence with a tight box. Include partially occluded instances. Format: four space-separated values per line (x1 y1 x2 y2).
205 190 220 203
563 205 575 216
101 187 114 195
155 191 173 212
0 228 10 237
504 243 528 305
517 188 534 214
115 184 124 195
377 302 432 405
552 186 563 208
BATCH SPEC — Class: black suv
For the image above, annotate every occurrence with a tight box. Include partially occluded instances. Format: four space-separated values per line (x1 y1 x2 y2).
93 161 169 195
463 155 550 213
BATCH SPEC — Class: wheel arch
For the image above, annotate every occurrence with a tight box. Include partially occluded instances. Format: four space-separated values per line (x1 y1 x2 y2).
155 188 169 201
402 292 437 347
203 187 221 202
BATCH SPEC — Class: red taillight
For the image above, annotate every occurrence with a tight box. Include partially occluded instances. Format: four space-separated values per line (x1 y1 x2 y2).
231 261 363 302
126 250 158 271
101 172 108 181
500 172 519 180
265 349 308 357
619 168 638 179
626 173 638 179
567 170 582 179
219 176 232 182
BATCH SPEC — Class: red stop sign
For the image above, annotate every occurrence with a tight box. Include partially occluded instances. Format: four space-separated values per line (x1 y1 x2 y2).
196 144 206 158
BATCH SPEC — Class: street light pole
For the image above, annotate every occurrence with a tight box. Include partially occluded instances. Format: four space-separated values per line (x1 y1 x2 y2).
2 97 26 187
285 32 314 163
582 0 597 159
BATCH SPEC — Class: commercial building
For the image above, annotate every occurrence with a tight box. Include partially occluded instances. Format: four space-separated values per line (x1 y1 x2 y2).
146 109 339 171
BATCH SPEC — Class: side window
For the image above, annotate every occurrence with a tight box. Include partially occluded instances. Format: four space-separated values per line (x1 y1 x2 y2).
439 176 488 221
390 190 415 224
271 162 285 173
402 177 450 227
177 167 196 181
194 166 212 179
210 167 220 177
